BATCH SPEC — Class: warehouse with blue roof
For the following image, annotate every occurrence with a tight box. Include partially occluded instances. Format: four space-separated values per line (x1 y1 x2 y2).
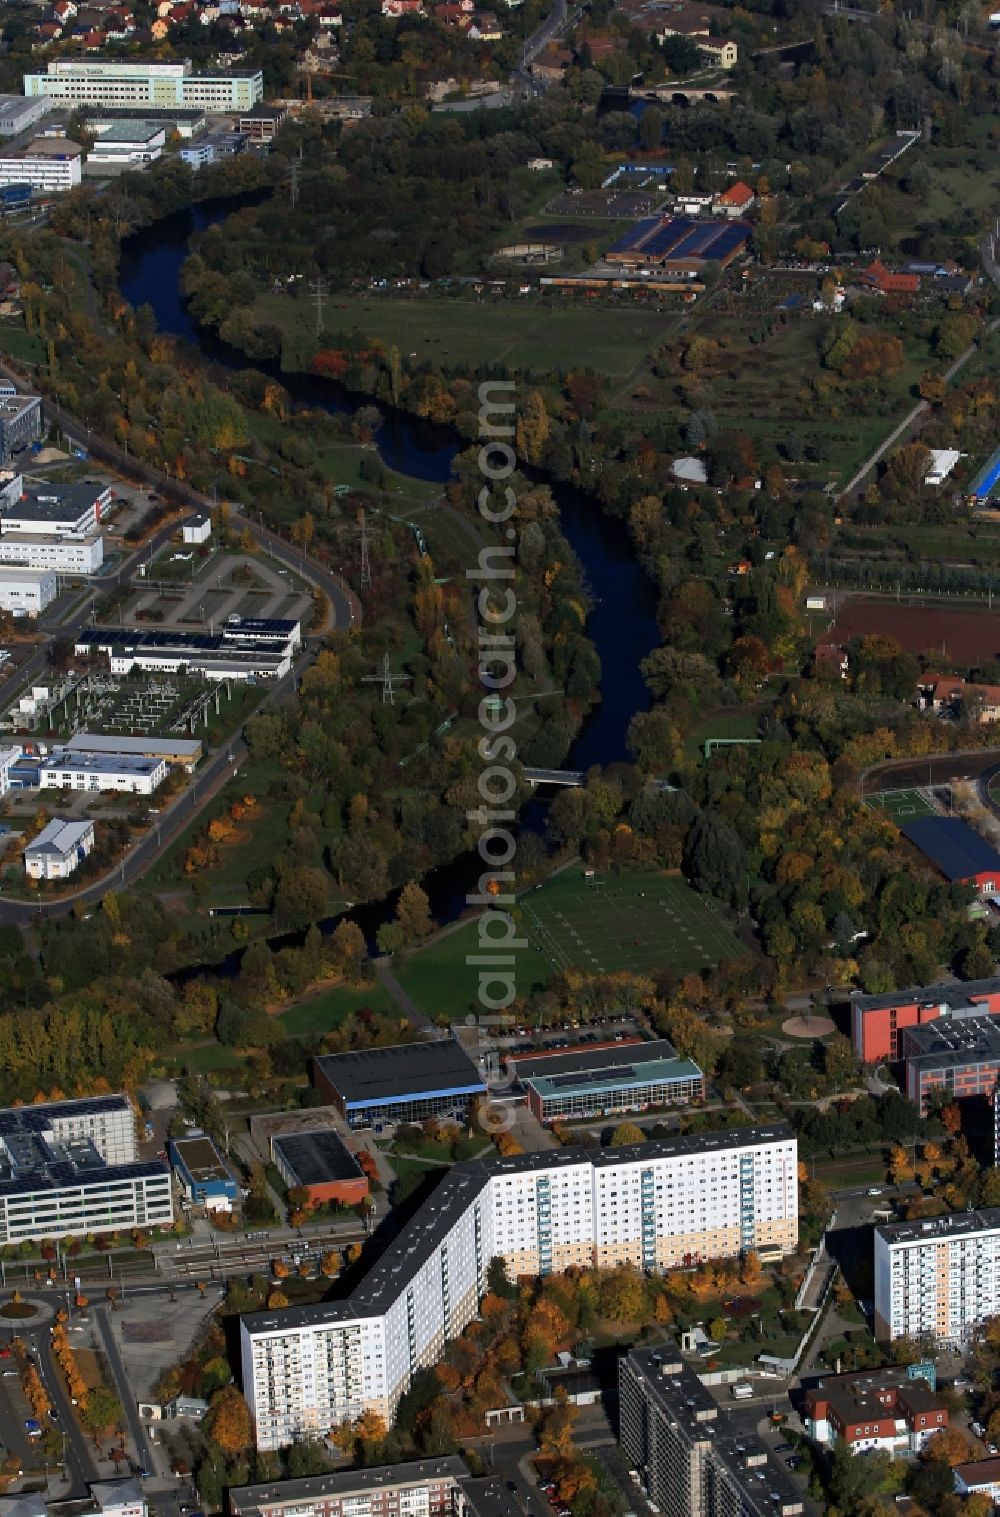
901 816 1000 891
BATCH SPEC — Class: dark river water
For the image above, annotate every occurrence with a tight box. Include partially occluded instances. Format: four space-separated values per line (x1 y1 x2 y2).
118 201 661 955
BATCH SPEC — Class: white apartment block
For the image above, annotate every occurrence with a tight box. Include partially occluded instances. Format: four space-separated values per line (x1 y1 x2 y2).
875 1209 1000 1346
0 534 103 574
24 58 263 112
241 1127 798 1449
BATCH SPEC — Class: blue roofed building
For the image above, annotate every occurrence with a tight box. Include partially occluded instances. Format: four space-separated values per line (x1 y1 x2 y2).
168 1132 238 1212
313 1037 487 1130
901 816 1000 891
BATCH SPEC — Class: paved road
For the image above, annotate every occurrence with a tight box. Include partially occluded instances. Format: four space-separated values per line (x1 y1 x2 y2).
836 321 1000 500
94 1307 156 1477
0 728 248 925
862 746 1000 797
12 1316 99 1499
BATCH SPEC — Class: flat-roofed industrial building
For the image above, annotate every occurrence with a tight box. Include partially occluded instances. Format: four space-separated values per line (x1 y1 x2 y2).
313 1038 487 1129
271 1129 369 1208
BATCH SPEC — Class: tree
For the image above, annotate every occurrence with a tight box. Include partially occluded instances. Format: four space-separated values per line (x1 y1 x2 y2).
395 881 434 944
682 812 748 909
80 1387 122 1440
515 391 550 466
611 1122 645 1145
205 1386 252 1456
707 1317 727 1342
827 1439 891 1510
637 106 663 151
923 1427 973 1466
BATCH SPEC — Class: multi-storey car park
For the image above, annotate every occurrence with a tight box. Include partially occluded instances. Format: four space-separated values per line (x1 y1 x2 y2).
874 1208 1000 1346
240 1126 798 1449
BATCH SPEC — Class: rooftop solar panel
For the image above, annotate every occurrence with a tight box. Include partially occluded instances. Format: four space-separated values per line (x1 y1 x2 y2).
607 216 661 254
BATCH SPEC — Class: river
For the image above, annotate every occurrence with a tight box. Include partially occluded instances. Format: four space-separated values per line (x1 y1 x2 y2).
118 201 661 950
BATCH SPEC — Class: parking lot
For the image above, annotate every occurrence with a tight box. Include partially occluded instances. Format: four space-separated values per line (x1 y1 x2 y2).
123 552 311 633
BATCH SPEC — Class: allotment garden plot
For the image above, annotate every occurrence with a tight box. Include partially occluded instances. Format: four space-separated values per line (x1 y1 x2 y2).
520 870 745 976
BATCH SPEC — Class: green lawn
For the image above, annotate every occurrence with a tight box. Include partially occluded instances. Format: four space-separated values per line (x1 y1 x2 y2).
277 982 396 1037
397 918 552 1025
313 441 443 505
397 868 747 1022
0 323 43 367
686 710 762 763
164 1042 246 1075
254 290 674 379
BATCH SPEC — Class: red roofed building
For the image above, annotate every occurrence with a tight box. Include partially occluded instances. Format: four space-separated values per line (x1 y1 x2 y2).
714 180 755 217
917 673 1000 723
804 1367 947 1454
862 258 921 294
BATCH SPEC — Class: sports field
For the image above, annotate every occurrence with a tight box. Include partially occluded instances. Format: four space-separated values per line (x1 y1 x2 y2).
521 871 744 975
254 291 673 379
864 787 938 822
398 869 747 1023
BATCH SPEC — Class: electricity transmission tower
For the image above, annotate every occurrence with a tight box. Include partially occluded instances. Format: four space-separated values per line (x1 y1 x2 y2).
288 158 300 209
361 654 413 705
310 276 327 337
358 507 371 589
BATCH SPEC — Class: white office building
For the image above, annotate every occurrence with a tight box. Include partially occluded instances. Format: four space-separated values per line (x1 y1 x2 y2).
0 746 19 796
1 481 109 537
40 751 166 795
241 1127 798 1449
87 120 165 169
875 1209 1000 1346
0 95 50 137
24 59 263 112
24 817 95 879
0 140 82 194
0 567 56 614
0 534 103 574
0 1093 168 1245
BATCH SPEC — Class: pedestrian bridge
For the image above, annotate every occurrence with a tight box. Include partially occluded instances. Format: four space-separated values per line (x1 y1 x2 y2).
523 767 586 787
522 767 677 792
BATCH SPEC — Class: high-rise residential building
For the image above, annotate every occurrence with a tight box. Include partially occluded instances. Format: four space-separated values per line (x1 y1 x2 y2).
617 1348 806 1517
24 59 263 112
874 1209 1000 1345
240 1126 798 1449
